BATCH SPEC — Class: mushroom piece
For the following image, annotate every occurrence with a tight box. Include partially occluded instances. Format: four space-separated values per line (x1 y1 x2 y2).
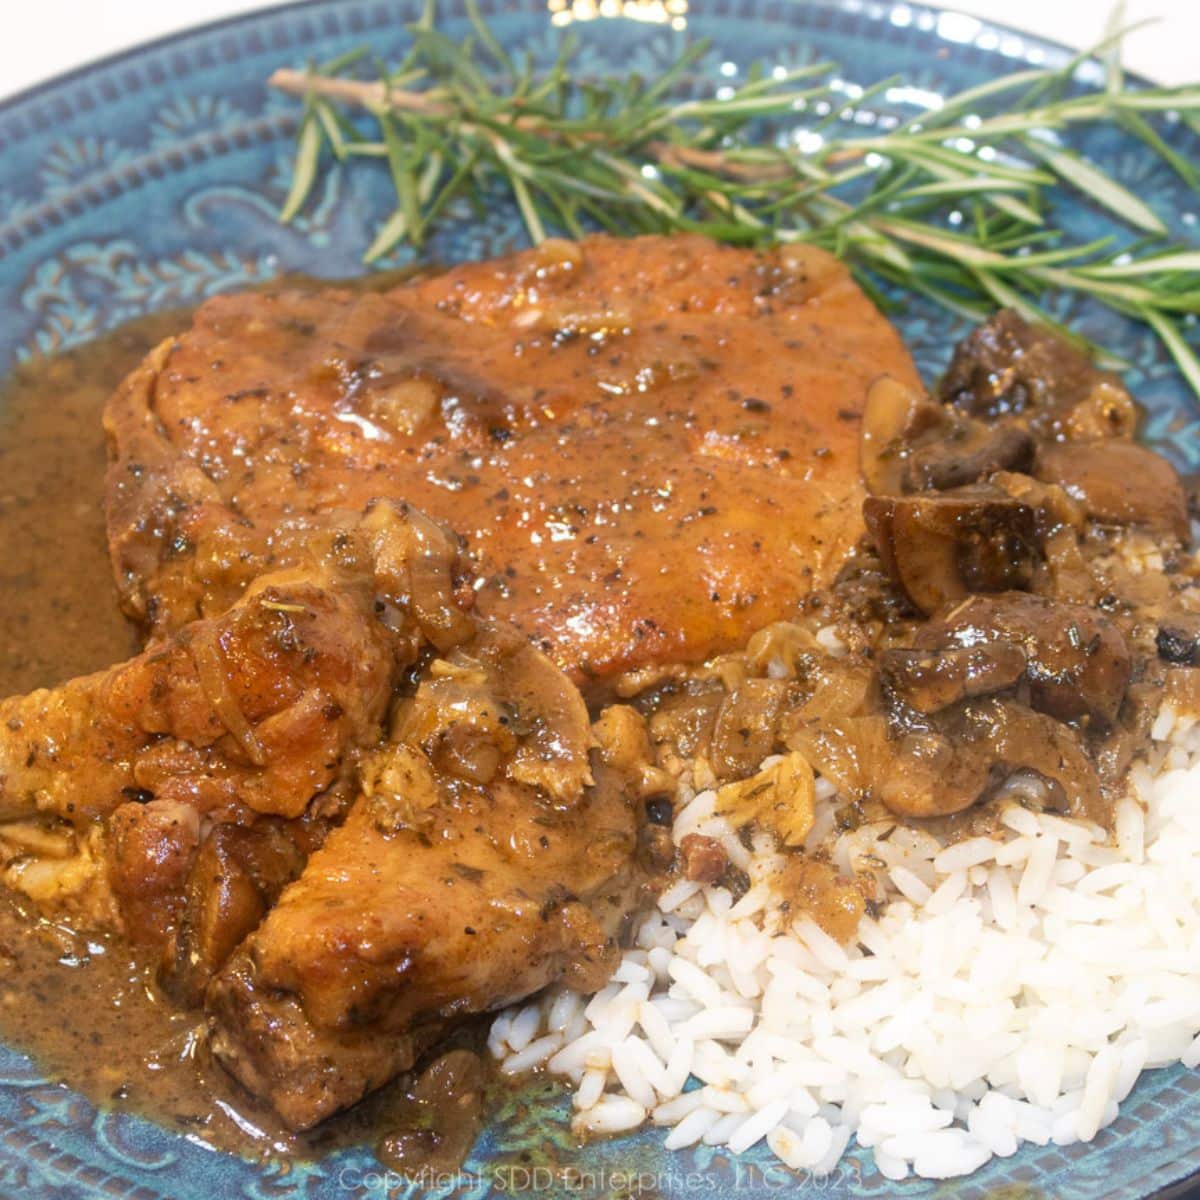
879 698 1103 821
859 376 946 495
863 488 1038 615
879 641 1027 713
903 423 1035 493
858 376 1035 496
915 591 1131 729
1036 440 1191 543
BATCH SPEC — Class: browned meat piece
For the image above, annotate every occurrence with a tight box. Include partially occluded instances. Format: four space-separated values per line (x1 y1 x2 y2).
0 500 472 957
0 567 392 946
207 623 660 1130
157 821 309 1004
106 799 204 941
679 833 729 884
103 235 921 683
937 309 1137 440
104 803 312 1002
1036 440 1191 542
0 483 660 1127
0 572 394 828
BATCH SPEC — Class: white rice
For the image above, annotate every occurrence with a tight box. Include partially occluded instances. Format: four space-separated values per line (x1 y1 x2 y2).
491 704 1200 1182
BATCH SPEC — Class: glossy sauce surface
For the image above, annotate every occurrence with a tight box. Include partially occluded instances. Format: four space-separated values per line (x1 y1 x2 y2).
104 236 920 683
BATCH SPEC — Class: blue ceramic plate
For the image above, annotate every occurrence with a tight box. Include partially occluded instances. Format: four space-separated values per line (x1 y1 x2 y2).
1 3 1198 1198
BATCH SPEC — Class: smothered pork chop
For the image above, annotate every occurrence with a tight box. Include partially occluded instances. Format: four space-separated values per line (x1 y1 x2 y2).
4 233 1194 1181
104 235 918 681
0 237 912 1136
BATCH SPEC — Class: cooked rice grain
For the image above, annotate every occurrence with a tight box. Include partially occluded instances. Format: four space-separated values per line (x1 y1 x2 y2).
491 707 1200 1182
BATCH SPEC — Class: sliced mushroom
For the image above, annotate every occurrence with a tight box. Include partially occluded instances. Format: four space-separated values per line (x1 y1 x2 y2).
1092 680 1163 791
879 698 1102 821
863 488 1038 615
879 641 1027 713
877 728 983 818
858 376 1034 496
859 376 946 495
1036 440 1191 543
991 471 1100 604
916 592 1131 729
903 423 1034 492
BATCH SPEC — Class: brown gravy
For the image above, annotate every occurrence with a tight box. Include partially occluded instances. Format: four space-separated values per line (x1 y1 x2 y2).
0 302 518 1168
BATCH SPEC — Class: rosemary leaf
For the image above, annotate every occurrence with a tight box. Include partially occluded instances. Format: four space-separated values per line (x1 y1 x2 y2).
464 0 515 79
280 107 323 224
364 208 412 263
1081 251 1200 277
1117 109 1200 193
380 112 422 241
899 176 1038 200
1140 307 1200 397
1025 140 1168 235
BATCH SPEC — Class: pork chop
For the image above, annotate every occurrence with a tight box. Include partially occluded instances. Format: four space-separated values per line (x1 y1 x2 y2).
0 234 920 1131
104 235 920 682
208 622 663 1130
0 495 665 1123
0 500 466 948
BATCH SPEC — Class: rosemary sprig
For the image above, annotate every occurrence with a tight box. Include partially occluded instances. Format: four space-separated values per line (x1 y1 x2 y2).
271 11 1200 398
